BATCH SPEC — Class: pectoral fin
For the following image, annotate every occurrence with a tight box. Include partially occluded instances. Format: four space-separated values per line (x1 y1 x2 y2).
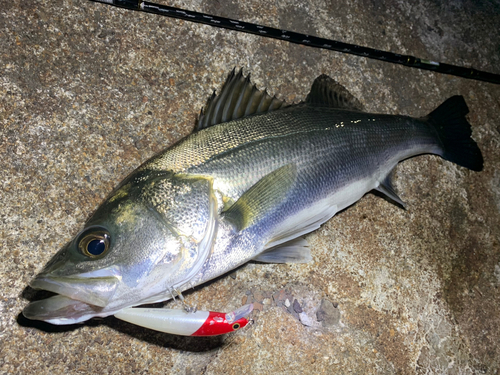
223 164 297 231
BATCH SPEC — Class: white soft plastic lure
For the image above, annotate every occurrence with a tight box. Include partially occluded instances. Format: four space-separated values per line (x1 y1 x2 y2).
115 303 254 336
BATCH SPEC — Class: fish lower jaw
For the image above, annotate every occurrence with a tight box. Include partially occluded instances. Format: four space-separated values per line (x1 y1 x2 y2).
23 294 120 325
29 275 119 308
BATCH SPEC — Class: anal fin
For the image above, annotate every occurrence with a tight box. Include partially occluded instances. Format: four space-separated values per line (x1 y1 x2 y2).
375 173 406 208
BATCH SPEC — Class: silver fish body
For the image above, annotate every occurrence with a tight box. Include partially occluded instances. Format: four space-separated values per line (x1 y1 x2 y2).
23 71 483 324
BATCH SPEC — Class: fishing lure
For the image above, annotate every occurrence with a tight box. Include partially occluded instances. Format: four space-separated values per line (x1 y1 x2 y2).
114 303 254 336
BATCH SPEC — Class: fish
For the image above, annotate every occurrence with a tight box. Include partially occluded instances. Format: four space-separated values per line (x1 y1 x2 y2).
23 69 483 326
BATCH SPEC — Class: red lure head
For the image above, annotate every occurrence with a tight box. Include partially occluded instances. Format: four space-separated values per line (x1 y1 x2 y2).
192 311 250 336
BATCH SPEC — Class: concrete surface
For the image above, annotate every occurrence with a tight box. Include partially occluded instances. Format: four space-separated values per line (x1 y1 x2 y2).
1 0 500 374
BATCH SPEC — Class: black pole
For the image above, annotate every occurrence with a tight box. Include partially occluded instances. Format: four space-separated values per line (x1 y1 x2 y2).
90 0 500 85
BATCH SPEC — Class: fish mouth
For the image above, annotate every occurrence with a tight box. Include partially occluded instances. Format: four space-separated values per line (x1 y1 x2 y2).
29 275 119 307
23 294 106 325
23 273 120 325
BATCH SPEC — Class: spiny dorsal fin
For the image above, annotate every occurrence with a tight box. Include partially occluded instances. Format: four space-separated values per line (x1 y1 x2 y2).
306 74 364 111
197 68 288 130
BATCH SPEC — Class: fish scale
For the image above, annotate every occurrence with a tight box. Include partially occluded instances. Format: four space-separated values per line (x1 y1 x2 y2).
172 106 439 206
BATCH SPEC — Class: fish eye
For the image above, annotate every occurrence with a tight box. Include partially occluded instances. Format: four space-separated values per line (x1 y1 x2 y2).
232 323 241 330
78 228 111 258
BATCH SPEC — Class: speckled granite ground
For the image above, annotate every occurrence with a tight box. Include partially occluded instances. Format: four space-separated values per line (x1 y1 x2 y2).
1 0 500 374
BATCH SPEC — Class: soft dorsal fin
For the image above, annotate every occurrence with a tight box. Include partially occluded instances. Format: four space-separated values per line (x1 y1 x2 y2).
306 74 364 111
197 68 288 130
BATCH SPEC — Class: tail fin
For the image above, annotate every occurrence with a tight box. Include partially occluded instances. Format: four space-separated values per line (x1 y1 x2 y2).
428 95 483 171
